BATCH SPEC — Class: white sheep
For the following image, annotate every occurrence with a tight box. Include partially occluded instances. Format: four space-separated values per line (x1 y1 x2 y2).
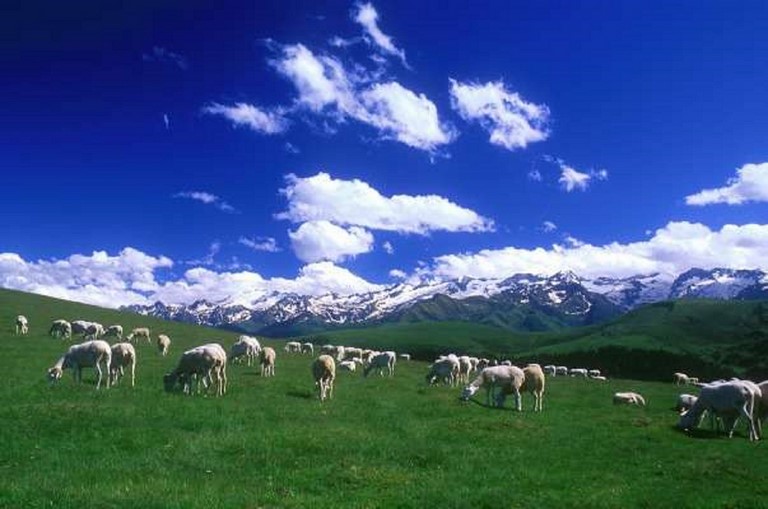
164 343 227 396
556 366 569 376
301 342 314 355
70 320 92 337
461 365 526 411
312 354 336 402
84 322 105 340
457 355 473 384
284 341 301 353
338 360 357 372
570 368 588 378
230 336 261 366
543 365 556 376
588 369 601 378
47 340 112 390
678 380 759 440
613 392 646 406
157 334 171 356
426 357 460 386
103 324 123 340
673 372 690 385
110 342 136 387
399 353 411 361
260 347 276 377
363 351 396 377
521 364 546 412
49 319 71 340
126 327 151 344
15 315 29 335
675 394 698 414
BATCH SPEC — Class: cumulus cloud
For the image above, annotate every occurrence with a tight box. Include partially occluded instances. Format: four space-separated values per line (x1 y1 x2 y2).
414 221 768 281
449 79 549 151
352 3 408 67
142 46 188 70
239 236 281 253
557 162 608 192
382 241 394 254
288 220 374 263
203 102 289 134
270 43 452 153
686 162 768 206
173 191 237 213
277 172 494 234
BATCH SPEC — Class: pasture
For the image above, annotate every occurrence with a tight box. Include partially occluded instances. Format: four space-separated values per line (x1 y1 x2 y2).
1 297 767 507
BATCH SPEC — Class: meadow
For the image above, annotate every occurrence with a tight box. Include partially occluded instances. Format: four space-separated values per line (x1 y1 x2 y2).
1 291 767 508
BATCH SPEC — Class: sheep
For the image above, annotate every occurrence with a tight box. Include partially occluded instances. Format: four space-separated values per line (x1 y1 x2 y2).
343 347 364 361
588 369 601 378
756 380 768 438
126 327 151 344
363 351 396 377
461 365 526 411
426 357 460 386
163 343 227 396
320 344 346 362
673 372 690 385
260 347 276 377
110 342 136 387
675 394 698 414
339 360 357 372
613 392 646 406
70 320 92 337
284 341 301 353
678 380 759 441
457 355 474 384
15 315 29 335
230 336 261 366
84 322 105 340
556 366 569 376
47 340 112 390
103 324 123 340
399 353 411 361
301 342 314 355
543 365 556 376
157 334 171 356
570 368 588 378
520 364 546 412
591 375 608 382
476 358 490 370
312 355 336 402
49 319 71 340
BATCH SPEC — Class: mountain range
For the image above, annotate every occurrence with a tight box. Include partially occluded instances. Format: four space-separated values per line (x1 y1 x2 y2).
125 268 768 336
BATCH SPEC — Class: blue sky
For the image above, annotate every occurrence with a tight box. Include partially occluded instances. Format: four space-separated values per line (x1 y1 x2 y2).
3 0 768 308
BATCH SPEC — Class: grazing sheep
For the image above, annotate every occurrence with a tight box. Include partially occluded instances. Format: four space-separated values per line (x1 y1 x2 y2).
543 365 556 376
164 343 227 396
426 357 460 386
320 344 346 362
520 364 546 412
570 368 588 378
676 394 698 414
301 342 314 355
588 369 601 378
126 327 151 344
363 351 396 377
461 365 526 411
70 320 92 337
591 375 608 382
103 325 123 340
157 334 171 356
49 319 71 340
339 360 357 372
476 358 490 371
457 356 474 384
343 347 364 361
673 372 690 385
756 380 768 438
284 341 301 353
110 342 136 387
556 366 569 376
678 380 759 440
84 322 105 340
230 336 261 366
260 347 276 377
15 315 29 335
613 392 646 406
312 355 336 402
399 353 411 361
47 340 112 390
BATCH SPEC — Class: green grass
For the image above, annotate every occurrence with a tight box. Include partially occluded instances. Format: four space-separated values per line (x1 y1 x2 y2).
1 289 768 507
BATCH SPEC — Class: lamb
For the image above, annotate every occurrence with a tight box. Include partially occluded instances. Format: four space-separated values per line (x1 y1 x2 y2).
284 341 301 353
49 319 71 340
47 340 112 390
230 336 261 366
110 342 136 387
157 334 171 356
312 355 336 402
301 342 314 355
163 343 227 396
675 394 698 413
461 365 526 411
126 327 151 344
103 324 123 340
613 392 646 406
339 360 357 371
673 372 690 385
426 357 460 386
678 380 759 441
363 351 396 377
260 347 276 377
15 315 29 335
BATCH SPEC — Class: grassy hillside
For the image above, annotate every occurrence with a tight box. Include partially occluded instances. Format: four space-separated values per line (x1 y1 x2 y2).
1 289 767 507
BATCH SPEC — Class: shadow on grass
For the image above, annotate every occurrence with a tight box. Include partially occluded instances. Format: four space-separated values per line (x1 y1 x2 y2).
462 397 508 411
286 390 313 400
673 426 729 440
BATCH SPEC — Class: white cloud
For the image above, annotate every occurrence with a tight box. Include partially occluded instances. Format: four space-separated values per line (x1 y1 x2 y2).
352 3 408 67
277 172 494 234
288 220 374 263
449 79 550 151
203 102 289 134
382 241 394 254
415 221 768 281
239 236 281 253
270 43 452 153
557 162 608 192
542 221 557 233
686 162 768 206
173 191 237 213
389 269 407 279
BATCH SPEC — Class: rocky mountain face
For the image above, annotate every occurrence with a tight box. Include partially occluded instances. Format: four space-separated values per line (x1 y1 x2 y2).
124 268 768 335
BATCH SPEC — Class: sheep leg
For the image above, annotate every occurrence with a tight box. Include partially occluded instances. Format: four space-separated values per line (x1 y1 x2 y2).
513 388 521 412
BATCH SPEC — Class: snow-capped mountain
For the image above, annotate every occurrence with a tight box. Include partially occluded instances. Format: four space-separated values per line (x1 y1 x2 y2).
124 268 768 334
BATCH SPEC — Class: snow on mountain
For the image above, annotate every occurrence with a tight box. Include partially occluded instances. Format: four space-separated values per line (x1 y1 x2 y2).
668 268 766 300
